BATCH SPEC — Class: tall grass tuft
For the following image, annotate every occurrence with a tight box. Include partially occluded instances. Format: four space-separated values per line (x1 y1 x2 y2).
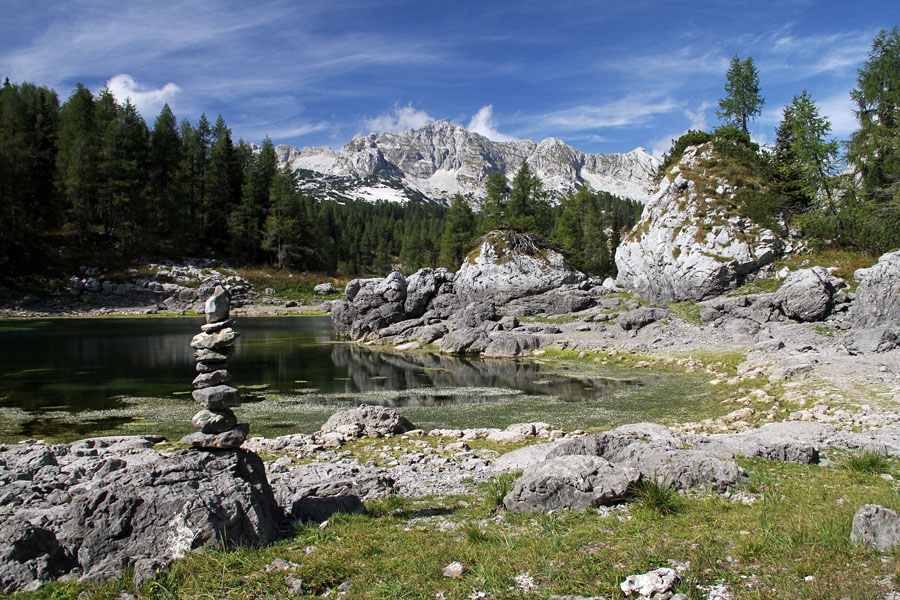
841 449 894 475
633 479 682 516
483 472 518 512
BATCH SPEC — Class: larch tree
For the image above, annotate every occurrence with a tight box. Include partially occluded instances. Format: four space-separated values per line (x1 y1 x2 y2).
717 55 764 135
774 90 839 211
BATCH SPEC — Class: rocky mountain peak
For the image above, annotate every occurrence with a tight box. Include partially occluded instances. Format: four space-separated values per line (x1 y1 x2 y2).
277 121 659 205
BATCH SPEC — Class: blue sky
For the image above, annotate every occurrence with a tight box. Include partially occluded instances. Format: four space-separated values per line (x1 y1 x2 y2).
2 0 898 156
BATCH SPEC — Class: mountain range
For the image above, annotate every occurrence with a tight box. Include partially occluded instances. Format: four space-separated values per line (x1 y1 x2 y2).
275 122 659 205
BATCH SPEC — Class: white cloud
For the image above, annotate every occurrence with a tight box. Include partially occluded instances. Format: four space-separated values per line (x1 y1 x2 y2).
106 74 180 119
466 105 516 141
534 94 681 135
647 103 712 158
817 91 858 138
363 103 434 133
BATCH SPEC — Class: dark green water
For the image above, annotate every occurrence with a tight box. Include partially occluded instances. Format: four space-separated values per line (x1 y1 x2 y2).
0 316 709 442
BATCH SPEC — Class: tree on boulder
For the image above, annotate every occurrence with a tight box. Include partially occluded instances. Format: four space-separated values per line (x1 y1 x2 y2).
480 162 552 236
717 55 764 135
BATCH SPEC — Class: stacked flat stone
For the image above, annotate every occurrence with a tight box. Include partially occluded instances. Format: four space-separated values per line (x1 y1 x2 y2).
180 286 249 449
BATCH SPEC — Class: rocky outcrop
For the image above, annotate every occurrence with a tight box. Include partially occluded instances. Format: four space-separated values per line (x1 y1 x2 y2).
846 250 900 353
852 250 900 328
331 234 594 357
454 231 585 305
503 423 746 513
277 121 660 204
615 144 785 301
0 437 282 592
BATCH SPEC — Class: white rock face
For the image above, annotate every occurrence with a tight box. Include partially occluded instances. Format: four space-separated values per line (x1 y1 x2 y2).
276 122 659 204
453 232 584 304
615 145 784 302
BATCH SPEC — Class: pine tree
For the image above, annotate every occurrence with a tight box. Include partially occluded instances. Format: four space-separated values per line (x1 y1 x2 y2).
437 195 475 269
264 165 310 268
847 26 900 203
205 115 240 247
232 137 277 261
717 55 764 135
56 83 100 233
149 104 182 245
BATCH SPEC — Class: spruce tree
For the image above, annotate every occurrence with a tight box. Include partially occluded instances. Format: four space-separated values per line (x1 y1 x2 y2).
56 83 100 234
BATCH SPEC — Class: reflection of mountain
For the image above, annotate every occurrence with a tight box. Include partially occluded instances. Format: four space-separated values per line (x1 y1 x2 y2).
328 344 648 407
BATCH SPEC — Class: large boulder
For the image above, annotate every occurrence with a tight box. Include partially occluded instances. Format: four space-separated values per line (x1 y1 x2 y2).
332 272 409 338
453 231 584 305
852 250 900 328
546 423 744 492
404 268 454 317
615 145 784 302
0 438 283 592
851 504 900 550
775 267 837 322
502 455 640 514
318 405 415 439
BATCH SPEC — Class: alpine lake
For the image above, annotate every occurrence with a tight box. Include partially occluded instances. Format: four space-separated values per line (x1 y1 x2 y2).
0 316 728 444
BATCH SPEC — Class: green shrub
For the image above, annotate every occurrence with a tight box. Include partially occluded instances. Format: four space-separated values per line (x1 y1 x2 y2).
658 130 713 178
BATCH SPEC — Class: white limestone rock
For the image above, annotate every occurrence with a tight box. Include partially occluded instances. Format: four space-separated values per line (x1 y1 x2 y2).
454 231 584 304
615 145 784 302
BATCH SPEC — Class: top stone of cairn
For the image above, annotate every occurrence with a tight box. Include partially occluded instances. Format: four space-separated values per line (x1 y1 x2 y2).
205 285 230 323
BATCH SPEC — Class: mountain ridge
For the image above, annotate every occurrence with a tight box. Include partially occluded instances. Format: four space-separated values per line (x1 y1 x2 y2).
275 121 659 205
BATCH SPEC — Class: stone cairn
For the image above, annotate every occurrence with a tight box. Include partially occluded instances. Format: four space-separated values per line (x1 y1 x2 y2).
180 285 249 449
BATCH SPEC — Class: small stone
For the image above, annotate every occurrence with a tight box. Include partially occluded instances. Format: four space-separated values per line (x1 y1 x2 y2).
192 369 232 389
205 286 230 323
192 385 241 410
442 561 465 578
193 348 231 363
180 423 249 449
620 567 678 597
195 361 223 373
286 576 304 595
201 318 235 333
191 409 238 433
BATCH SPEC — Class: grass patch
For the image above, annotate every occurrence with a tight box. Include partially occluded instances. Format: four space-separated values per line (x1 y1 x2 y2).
728 277 783 296
840 449 894 475
814 325 837 337
482 472 519 512
238 268 351 301
667 301 704 325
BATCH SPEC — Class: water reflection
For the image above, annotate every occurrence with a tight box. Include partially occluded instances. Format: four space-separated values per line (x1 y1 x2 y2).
326 343 647 407
0 316 648 415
